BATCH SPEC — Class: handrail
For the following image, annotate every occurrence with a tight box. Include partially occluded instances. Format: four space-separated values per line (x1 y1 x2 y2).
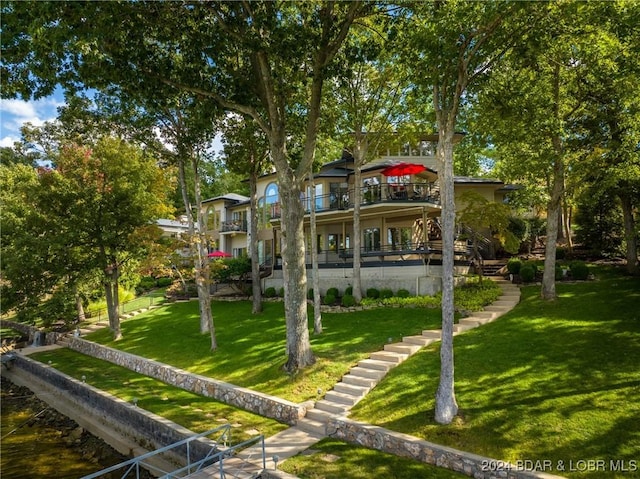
81 425 232 479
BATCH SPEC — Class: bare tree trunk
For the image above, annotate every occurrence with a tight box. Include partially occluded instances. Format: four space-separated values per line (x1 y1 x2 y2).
74 285 85 323
309 171 323 334
541 66 564 301
104 264 121 340
434 120 458 425
619 191 639 275
249 172 263 314
562 198 573 253
352 139 365 303
280 178 315 372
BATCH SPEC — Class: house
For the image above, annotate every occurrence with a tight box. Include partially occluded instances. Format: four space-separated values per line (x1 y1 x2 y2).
201 137 514 295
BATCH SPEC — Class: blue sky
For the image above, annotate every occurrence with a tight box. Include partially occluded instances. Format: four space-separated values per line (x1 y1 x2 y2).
0 87 66 148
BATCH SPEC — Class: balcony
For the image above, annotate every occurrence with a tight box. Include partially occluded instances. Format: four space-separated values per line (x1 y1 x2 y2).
220 220 247 233
269 182 440 219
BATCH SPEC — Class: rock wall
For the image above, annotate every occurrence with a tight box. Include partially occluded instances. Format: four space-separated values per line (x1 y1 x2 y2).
68 337 308 425
327 417 564 479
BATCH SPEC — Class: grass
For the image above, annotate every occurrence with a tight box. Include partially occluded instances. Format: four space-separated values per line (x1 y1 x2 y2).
82 301 444 402
279 438 467 478
348 266 640 478
29 348 288 445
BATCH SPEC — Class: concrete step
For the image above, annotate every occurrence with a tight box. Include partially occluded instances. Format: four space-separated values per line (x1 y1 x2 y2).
453 323 477 334
384 342 421 355
349 366 386 380
402 335 436 347
314 399 349 415
305 408 334 423
342 373 378 388
324 390 360 406
357 359 394 372
370 351 408 364
334 382 369 397
471 311 499 320
421 330 442 339
296 417 326 436
483 304 512 312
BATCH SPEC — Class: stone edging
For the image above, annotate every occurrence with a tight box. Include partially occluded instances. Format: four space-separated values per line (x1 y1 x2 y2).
0 318 61 346
327 416 565 479
68 337 308 425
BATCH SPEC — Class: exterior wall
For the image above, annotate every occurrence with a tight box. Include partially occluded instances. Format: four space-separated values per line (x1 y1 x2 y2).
263 264 470 296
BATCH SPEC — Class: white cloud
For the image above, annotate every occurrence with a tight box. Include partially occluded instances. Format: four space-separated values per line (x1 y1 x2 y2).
0 95 65 145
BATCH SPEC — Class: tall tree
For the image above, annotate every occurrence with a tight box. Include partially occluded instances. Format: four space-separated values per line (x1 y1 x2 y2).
1 1 371 372
404 1 536 424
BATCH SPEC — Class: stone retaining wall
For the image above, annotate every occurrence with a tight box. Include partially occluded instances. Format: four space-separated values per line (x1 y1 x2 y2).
327 417 564 479
0 319 61 345
5 354 218 466
68 337 308 425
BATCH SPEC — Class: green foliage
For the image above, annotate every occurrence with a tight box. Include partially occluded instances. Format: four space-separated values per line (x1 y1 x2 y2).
326 287 340 298
323 293 337 305
379 288 394 299
278 287 285 298
264 287 277 298
507 258 522 275
345 286 353 296
396 289 411 298
519 265 536 283
570 261 590 281
555 265 564 281
366 288 380 299
341 294 356 307
307 288 314 300
574 188 624 257
157 277 173 288
210 257 251 283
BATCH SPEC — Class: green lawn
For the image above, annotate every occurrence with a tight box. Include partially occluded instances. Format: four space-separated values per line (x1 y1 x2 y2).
279 438 467 478
348 266 640 478
30 348 289 445
82 301 444 402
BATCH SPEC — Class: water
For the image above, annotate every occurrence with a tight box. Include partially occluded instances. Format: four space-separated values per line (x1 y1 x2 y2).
0 379 136 479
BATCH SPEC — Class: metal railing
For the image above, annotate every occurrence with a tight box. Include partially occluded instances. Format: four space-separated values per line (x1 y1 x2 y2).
84 291 167 324
270 182 440 219
220 220 248 233
80 424 263 479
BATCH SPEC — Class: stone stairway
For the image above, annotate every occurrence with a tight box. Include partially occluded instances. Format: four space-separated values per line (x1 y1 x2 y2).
297 278 520 437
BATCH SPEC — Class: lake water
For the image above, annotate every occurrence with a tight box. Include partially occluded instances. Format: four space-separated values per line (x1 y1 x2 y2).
1 379 132 479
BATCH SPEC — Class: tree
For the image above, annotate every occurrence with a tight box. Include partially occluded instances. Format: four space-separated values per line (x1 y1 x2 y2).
404 1 536 424
2 1 372 372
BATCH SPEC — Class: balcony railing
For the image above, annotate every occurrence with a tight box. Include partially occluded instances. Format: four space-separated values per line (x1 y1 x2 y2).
270 182 440 219
220 220 247 233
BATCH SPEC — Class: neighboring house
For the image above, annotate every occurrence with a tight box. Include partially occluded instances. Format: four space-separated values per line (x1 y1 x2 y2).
156 217 193 263
201 138 515 295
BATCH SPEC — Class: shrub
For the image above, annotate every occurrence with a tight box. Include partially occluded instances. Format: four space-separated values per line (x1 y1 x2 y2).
345 286 353 296
555 265 564 281
323 293 336 305
570 261 589 280
366 288 380 299
341 294 356 307
507 258 522 275
326 287 340 298
556 247 567 260
308 288 314 300
396 289 411 298
278 287 285 297
519 265 536 283
379 288 393 299
264 287 277 298
156 277 173 287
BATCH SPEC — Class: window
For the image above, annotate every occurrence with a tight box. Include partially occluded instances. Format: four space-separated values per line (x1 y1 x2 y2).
328 233 341 253
207 208 220 230
232 247 247 258
265 183 279 204
364 228 380 252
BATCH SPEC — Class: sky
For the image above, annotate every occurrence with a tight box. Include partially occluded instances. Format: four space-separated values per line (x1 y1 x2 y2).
0 87 66 148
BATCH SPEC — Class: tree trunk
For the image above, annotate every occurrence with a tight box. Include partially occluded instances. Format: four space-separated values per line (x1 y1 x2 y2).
279 178 315 372
352 140 365 303
249 172 263 314
434 120 458 425
562 198 573 253
541 66 564 301
74 286 85 323
310 172 323 334
104 264 121 340
619 190 639 275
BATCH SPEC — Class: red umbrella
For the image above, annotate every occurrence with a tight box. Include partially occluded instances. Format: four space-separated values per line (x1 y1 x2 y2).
381 162 427 177
208 250 232 258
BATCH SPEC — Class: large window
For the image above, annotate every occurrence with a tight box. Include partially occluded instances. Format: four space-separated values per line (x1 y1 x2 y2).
265 183 278 204
207 208 220 230
364 228 381 252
